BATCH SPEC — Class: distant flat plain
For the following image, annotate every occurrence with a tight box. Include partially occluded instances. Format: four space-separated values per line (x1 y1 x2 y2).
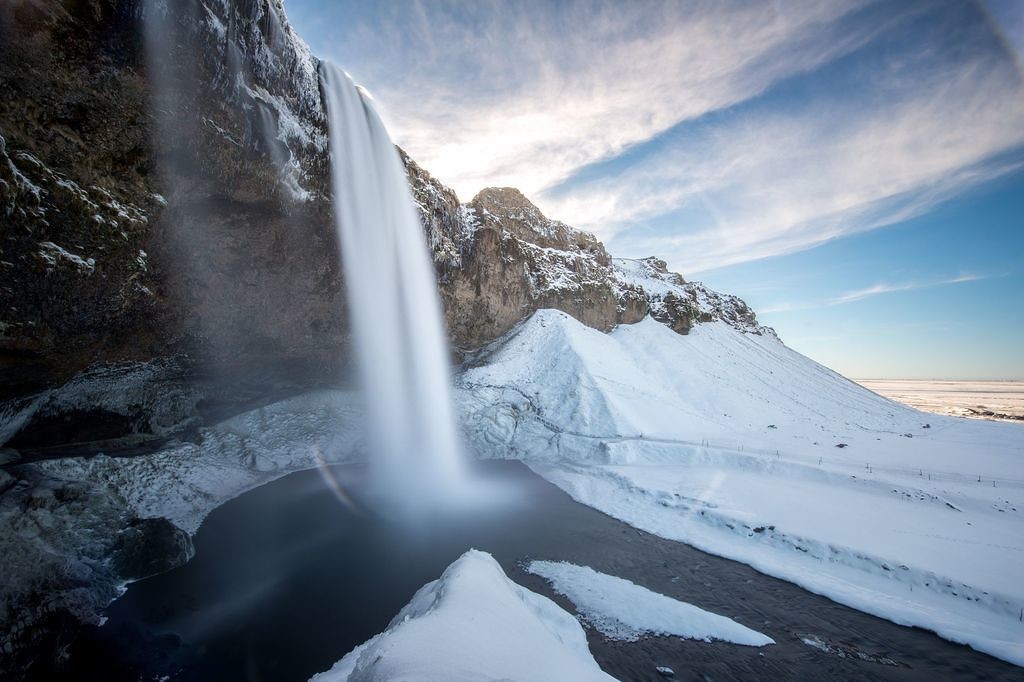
857 379 1024 422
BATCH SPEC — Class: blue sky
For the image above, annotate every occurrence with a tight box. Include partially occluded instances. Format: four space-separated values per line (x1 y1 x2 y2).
284 0 1024 379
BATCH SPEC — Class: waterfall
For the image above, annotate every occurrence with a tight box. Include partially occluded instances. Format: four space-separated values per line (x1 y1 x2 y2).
319 63 466 507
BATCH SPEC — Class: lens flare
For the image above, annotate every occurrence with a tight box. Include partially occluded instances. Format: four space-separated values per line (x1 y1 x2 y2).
313 445 359 513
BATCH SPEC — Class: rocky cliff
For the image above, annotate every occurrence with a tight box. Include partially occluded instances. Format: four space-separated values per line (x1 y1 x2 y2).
425 184 772 346
0 0 771 455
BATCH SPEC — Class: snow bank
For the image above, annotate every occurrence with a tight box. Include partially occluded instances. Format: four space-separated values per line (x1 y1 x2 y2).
527 560 773 646
459 309 1024 666
311 550 614 682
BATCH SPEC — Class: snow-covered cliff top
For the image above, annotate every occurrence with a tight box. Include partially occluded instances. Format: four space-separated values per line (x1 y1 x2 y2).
613 256 776 337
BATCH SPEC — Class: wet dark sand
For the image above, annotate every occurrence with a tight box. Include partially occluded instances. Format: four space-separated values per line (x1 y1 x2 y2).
54 461 1022 681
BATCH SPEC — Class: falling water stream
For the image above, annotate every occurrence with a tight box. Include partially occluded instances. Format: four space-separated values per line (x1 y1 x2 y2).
319 63 466 509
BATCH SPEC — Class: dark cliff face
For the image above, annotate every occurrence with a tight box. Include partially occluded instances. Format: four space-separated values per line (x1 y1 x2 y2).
0 1 159 397
140 0 345 384
0 0 347 406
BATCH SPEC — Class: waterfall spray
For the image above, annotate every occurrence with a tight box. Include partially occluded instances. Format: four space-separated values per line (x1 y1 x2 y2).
319 63 466 509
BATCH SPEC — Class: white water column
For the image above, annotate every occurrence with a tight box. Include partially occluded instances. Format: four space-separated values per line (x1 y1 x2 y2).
319 63 465 508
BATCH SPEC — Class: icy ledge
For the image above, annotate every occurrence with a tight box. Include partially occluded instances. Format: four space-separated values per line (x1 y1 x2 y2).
33 390 363 534
310 550 615 682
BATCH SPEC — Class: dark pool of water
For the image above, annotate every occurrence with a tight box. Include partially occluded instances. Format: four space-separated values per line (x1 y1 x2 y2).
57 461 1023 681
60 461 604 680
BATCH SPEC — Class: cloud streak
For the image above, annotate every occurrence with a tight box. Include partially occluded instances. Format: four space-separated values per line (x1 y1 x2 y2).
760 272 992 314
323 0 885 199
543 38 1024 274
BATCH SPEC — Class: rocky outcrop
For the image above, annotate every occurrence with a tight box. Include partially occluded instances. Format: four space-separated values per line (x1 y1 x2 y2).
437 187 646 347
0 359 201 456
432 188 772 347
404 151 473 272
612 256 775 337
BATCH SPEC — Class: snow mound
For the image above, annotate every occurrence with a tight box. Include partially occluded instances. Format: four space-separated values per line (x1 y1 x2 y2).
527 560 774 646
311 550 614 682
463 308 928 459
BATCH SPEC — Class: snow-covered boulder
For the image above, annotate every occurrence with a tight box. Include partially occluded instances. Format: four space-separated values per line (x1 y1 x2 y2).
311 550 615 682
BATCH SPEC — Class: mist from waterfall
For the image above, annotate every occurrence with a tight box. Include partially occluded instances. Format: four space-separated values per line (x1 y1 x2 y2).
319 63 467 510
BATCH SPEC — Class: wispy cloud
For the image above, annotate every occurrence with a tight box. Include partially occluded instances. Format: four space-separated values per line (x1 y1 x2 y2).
762 272 993 313
831 273 991 305
944 273 989 284
326 0 885 199
829 282 927 305
543 42 1024 274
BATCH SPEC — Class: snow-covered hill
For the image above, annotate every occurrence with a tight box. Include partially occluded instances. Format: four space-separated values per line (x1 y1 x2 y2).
459 309 1024 665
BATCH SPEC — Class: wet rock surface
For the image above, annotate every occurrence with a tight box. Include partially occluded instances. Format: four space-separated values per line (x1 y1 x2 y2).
110 517 194 583
0 465 192 680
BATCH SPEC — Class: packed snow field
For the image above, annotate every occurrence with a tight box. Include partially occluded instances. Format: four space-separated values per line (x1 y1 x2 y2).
18 308 1024 671
458 310 1024 666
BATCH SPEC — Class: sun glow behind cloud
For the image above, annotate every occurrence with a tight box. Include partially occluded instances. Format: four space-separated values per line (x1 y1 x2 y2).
293 0 1024 277
373 0 883 201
